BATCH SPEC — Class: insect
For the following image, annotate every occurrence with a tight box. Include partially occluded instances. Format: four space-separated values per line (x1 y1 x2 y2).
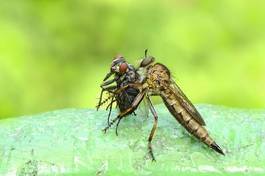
99 50 225 161
97 55 140 135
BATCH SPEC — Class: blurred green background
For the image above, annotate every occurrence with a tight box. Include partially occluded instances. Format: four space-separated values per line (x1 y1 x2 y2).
0 0 264 119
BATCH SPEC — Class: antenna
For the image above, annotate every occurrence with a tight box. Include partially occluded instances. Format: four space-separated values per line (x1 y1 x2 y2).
144 49 148 58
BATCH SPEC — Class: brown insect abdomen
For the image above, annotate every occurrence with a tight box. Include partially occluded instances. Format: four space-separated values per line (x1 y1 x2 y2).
171 101 214 146
162 92 224 155
147 63 224 155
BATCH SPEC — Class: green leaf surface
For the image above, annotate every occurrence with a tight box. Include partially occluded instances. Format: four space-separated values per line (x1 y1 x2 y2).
0 104 264 176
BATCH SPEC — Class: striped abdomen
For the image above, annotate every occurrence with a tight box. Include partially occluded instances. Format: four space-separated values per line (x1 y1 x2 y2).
145 62 224 155
161 88 224 155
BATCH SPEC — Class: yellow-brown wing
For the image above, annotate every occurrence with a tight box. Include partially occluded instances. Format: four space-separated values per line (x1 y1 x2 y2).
170 79 206 126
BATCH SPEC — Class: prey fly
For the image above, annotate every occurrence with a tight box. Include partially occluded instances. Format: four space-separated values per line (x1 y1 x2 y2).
97 55 140 135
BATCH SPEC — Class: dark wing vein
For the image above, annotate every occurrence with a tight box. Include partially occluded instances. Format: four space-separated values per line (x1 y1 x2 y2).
170 79 206 126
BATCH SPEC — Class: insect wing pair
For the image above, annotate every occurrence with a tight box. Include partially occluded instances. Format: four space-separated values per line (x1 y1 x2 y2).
97 51 224 161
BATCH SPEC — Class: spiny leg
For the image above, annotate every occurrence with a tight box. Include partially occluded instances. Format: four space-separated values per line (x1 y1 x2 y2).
97 74 118 110
96 85 117 110
114 83 142 95
116 90 145 117
115 117 122 136
97 89 104 111
146 96 158 161
101 76 118 87
114 90 146 136
106 97 116 110
114 92 134 135
96 92 115 110
107 97 115 125
102 116 120 133
103 89 146 134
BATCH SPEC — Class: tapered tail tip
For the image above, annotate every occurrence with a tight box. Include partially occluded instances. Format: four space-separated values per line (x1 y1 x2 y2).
211 142 225 155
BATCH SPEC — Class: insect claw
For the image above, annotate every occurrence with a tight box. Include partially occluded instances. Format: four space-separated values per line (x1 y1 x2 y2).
149 151 156 162
102 127 108 134
148 146 156 161
115 127 119 136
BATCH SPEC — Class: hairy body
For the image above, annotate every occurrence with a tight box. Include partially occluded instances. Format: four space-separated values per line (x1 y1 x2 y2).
144 63 224 156
99 51 224 161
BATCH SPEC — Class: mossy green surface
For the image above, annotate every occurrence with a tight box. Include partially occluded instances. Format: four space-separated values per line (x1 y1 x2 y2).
0 104 264 175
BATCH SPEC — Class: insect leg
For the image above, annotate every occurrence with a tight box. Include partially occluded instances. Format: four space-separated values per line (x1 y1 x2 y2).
103 72 114 81
107 96 115 125
97 89 104 111
97 75 119 109
100 85 117 93
115 118 122 136
117 89 146 118
115 90 146 136
103 89 146 134
106 97 116 110
146 95 158 161
96 85 117 110
102 116 120 133
114 83 142 95
100 77 118 88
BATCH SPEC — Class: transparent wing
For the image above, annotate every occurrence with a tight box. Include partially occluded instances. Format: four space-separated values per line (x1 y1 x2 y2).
140 97 150 118
170 79 206 126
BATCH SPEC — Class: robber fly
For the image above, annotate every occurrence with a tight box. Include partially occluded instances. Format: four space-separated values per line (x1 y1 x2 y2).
98 50 225 161
97 55 141 135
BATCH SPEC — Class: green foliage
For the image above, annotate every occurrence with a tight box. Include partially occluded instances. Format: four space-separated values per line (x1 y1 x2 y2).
0 1 265 118
0 105 264 175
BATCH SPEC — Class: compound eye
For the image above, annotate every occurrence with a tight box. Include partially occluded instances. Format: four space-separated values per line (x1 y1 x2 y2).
119 63 128 73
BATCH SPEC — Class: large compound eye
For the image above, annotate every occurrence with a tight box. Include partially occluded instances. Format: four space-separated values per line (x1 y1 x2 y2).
119 63 128 73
